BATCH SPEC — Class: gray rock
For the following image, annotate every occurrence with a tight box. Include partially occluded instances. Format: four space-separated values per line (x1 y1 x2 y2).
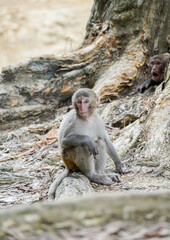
0 163 13 172
55 172 95 201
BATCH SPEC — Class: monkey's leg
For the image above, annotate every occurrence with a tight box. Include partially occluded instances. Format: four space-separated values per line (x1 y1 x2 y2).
75 145 112 185
95 139 121 183
95 138 107 173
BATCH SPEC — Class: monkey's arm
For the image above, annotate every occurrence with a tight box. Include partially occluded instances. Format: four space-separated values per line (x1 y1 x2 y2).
105 137 123 173
62 134 98 156
136 78 153 93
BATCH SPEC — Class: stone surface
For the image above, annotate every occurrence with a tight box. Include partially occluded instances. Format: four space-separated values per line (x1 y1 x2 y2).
94 39 147 100
135 86 170 168
55 172 95 201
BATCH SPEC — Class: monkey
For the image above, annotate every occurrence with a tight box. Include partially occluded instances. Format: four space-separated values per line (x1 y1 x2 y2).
136 54 168 93
48 88 127 199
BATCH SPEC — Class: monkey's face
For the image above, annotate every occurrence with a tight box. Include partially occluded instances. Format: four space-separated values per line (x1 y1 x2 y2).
75 96 92 120
149 58 165 82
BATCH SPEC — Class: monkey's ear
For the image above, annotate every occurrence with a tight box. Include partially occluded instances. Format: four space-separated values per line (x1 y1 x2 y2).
97 95 100 105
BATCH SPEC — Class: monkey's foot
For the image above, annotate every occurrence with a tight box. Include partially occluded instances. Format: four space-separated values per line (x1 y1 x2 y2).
108 173 121 182
89 174 113 185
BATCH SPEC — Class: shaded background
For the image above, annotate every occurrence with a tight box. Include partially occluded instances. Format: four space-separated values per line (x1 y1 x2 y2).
0 0 93 70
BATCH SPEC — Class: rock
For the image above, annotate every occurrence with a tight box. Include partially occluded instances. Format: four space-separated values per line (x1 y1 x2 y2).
0 53 98 129
55 172 95 201
135 86 170 170
93 39 147 101
0 163 13 172
114 120 142 157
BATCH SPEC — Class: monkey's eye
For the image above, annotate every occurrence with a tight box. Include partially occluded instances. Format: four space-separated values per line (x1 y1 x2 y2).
84 100 90 103
157 62 161 65
77 100 82 104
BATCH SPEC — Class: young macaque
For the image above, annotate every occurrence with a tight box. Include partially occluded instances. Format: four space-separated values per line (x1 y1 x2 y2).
48 88 127 199
136 54 168 93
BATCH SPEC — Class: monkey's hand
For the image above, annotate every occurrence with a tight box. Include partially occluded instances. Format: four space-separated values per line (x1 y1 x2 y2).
109 173 121 183
135 85 145 93
116 166 131 175
85 137 98 158
135 78 153 93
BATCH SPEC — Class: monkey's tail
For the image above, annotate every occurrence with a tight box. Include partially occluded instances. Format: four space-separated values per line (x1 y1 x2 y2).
48 168 70 199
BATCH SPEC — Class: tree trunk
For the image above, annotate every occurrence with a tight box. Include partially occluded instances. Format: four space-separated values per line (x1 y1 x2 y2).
84 0 170 100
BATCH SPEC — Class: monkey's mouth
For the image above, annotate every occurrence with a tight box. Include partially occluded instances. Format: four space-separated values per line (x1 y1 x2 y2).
80 112 89 119
80 111 88 115
153 72 159 77
152 72 161 82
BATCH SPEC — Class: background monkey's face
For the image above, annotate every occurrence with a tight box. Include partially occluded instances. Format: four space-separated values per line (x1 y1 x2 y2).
149 58 165 82
75 96 92 120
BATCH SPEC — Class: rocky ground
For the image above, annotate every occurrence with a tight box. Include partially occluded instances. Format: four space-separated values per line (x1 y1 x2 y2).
0 57 169 240
0 87 169 209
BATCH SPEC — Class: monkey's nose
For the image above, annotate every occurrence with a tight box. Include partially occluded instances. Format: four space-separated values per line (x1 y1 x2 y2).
80 104 86 111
